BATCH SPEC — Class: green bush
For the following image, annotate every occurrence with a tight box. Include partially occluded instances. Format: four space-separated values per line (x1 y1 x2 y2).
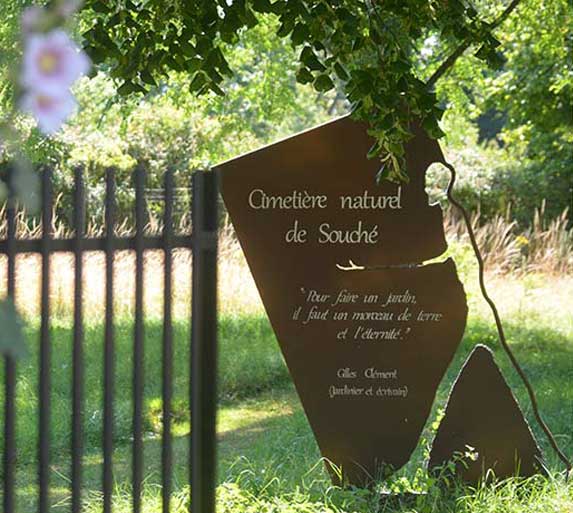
427 116 571 227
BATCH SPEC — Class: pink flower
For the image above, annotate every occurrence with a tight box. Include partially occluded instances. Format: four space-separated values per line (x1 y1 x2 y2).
57 0 83 17
21 6 45 33
21 29 90 95
19 90 77 134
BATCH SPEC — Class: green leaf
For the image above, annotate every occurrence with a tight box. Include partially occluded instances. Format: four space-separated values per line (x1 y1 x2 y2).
432 105 445 121
117 81 138 96
311 3 328 17
380 114 394 131
0 299 27 360
487 51 505 69
475 45 505 69
140 70 157 86
391 59 410 74
334 63 349 81
244 8 259 28
487 35 502 49
296 68 314 84
106 12 123 28
84 45 108 65
277 18 295 37
351 36 364 52
466 6 478 18
117 81 147 95
313 41 326 52
397 76 409 92
196 37 213 56
351 69 375 95
91 1 113 13
220 30 238 44
180 41 195 56
166 54 185 72
186 57 203 73
89 26 117 53
370 27 383 45
219 58 233 77
124 16 139 29
422 115 446 139
252 0 273 13
189 72 207 92
291 23 310 46
314 74 335 92
209 82 225 96
335 7 354 23
206 68 224 84
300 46 326 71
475 44 490 61
419 91 437 110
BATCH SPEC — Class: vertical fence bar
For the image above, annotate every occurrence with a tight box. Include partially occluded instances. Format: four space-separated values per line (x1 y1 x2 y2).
3 169 17 513
103 168 116 513
132 167 145 513
71 168 85 513
39 167 53 513
190 171 219 513
162 170 174 513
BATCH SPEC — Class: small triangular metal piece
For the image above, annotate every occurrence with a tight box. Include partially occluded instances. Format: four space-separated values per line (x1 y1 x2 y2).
429 344 545 484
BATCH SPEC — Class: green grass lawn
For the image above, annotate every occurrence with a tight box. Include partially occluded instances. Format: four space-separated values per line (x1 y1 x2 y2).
1 243 572 512
2 300 572 512
2 315 287 465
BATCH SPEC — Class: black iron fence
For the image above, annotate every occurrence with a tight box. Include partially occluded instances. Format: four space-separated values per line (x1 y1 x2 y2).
1 167 219 513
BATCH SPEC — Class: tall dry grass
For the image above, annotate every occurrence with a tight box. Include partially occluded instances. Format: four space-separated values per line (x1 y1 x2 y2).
444 205 573 275
0 206 262 320
0 205 569 321
526 205 572 274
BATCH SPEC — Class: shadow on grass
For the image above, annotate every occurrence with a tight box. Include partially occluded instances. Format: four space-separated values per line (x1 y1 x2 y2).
5 317 573 512
14 391 300 512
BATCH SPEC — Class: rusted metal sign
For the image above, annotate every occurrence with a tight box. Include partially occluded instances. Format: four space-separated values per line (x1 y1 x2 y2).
217 115 541 486
217 116 467 485
429 345 545 483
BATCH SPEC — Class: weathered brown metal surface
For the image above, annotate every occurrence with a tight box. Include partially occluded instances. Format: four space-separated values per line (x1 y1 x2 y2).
217 116 468 486
217 116 448 266
429 344 545 483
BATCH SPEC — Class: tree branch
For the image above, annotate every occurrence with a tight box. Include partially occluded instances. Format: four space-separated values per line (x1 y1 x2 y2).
426 0 523 87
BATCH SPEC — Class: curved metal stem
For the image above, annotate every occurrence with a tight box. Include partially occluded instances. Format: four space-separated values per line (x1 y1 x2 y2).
443 160 572 476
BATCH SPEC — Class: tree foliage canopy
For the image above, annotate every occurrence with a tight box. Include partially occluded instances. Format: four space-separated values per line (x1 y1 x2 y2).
80 0 522 181
0 0 568 225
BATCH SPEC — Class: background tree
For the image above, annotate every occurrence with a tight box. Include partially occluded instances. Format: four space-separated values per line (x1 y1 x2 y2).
427 0 572 224
2 0 570 226
1 12 339 224
79 0 530 182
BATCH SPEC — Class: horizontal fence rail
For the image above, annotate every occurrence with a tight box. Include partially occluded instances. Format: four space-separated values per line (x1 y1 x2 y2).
0 235 199 254
0 167 219 513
